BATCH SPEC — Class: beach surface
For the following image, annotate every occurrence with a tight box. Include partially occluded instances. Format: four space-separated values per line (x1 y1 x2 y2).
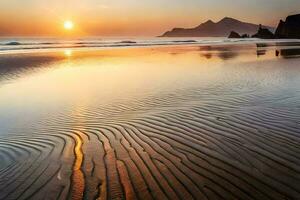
0 41 300 199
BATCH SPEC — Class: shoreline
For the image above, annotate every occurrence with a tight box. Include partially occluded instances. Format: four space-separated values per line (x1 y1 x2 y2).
1 38 300 55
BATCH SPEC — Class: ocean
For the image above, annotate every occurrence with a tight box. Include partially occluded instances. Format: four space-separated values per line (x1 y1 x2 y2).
1 36 300 53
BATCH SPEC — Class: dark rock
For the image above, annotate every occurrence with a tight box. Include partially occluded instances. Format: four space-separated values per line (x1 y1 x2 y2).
275 14 300 39
117 41 137 44
252 24 274 39
228 31 241 38
5 41 21 45
241 34 250 38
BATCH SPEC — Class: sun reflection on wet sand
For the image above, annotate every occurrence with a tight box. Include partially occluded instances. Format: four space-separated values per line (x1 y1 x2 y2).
70 133 84 200
64 49 73 57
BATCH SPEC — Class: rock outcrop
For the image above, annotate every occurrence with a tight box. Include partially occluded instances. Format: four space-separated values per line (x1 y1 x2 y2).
241 34 250 38
275 14 300 39
228 31 241 38
252 25 274 39
228 31 250 38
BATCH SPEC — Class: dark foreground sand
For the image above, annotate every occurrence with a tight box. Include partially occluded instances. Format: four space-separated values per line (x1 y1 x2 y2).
0 43 300 199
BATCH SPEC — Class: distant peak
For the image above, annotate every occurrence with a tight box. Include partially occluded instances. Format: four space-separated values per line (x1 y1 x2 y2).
219 17 240 23
201 20 215 25
222 17 235 20
194 19 215 29
205 20 214 23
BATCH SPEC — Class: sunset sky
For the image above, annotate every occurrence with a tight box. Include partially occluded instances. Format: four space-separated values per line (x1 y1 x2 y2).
0 0 299 36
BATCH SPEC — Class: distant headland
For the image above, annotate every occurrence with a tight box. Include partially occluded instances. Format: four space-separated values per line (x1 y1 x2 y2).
160 14 300 39
159 17 274 37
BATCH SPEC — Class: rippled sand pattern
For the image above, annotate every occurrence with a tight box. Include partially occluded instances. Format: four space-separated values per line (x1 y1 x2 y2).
0 45 300 200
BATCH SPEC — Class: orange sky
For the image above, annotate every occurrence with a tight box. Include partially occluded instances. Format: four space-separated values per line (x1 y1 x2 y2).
0 0 299 37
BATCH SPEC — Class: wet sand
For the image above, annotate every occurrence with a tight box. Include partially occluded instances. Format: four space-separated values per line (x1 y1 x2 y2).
0 43 300 199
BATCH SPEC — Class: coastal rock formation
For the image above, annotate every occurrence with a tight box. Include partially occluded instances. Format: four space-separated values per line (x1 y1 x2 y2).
228 31 249 38
252 25 274 39
228 31 241 38
241 34 250 38
275 14 300 39
160 17 274 37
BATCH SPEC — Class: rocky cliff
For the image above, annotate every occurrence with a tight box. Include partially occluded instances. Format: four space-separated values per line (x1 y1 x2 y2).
275 14 300 39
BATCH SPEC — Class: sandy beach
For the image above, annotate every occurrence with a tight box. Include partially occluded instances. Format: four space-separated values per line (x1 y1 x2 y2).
0 42 300 199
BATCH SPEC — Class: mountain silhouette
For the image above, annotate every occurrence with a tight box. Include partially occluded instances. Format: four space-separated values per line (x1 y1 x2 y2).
160 17 274 37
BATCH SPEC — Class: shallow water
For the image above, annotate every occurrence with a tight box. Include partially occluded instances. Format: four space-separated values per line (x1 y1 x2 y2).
0 43 300 199
1 36 300 54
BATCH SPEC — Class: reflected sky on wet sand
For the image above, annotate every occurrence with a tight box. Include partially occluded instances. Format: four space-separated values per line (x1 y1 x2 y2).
0 44 300 199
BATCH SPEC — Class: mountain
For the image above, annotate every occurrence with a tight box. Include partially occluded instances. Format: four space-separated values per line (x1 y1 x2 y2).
160 17 274 37
275 14 300 39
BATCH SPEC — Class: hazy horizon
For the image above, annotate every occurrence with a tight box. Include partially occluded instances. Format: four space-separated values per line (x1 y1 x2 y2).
0 0 300 37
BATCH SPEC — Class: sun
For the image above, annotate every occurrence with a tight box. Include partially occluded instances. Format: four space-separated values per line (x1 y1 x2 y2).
64 20 74 30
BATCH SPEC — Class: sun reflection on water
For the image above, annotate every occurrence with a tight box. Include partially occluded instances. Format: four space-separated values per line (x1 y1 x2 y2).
64 49 73 57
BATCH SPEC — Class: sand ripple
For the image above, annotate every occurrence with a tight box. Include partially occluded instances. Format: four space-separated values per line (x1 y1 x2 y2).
1 45 300 199
0 83 300 200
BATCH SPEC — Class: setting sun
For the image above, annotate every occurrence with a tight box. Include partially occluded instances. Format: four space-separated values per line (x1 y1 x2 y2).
64 20 74 30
